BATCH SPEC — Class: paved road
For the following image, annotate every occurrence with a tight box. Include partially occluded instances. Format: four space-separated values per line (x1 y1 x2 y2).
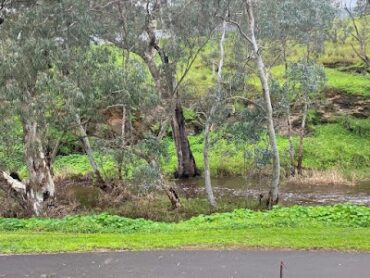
0 250 369 278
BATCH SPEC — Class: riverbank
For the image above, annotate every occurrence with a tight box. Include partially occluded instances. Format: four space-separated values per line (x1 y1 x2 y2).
1 205 369 254
34 122 369 183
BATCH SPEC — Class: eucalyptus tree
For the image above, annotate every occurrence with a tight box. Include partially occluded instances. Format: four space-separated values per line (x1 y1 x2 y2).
253 0 335 177
201 18 228 208
226 0 280 206
286 62 326 175
92 0 223 179
52 47 115 190
0 0 98 213
255 0 336 66
345 0 369 69
89 56 160 183
0 1 61 213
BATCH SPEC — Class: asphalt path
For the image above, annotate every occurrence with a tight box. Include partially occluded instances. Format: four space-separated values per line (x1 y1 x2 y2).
0 250 369 278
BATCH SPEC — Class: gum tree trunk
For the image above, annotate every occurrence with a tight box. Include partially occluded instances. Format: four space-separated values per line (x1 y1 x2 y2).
202 16 227 208
117 106 126 181
141 12 199 180
203 121 217 207
23 119 55 215
75 114 107 191
297 103 308 176
287 111 296 177
245 0 280 207
171 102 199 178
144 59 199 179
0 171 30 213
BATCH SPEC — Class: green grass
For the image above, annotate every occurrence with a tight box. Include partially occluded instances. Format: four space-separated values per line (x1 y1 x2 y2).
2 204 369 233
161 135 246 177
112 196 259 223
325 68 370 98
1 205 369 253
1 228 369 254
49 121 370 180
248 65 370 99
279 123 370 171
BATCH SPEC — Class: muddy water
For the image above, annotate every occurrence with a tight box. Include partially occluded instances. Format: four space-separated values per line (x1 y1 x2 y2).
174 177 370 206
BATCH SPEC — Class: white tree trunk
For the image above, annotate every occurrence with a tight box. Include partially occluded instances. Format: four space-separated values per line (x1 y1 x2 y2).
203 122 217 207
297 103 308 175
1 171 26 192
118 106 126 181
23 120 55 215
202 16 227 207
287 111 295 177
245 0 280 206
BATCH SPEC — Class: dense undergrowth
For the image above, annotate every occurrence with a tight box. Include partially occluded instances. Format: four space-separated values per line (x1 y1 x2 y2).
42 122 370 180
1 205 369 234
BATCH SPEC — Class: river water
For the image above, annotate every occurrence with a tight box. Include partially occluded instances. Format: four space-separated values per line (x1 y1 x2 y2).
174 177 370 206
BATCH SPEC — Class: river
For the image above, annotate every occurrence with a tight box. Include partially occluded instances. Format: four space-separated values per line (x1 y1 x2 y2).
174 177 370 206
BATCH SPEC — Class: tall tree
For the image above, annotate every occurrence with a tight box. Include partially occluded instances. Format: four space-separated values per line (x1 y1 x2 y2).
286 62 326 175
0 0 99 213
255 0 335 176
202 17 228 208
92 0 221 178
229 0 281 206
0 1 58 213
345 0 369 69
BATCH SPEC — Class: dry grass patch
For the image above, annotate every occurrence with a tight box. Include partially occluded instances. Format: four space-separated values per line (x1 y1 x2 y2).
287 169 356 186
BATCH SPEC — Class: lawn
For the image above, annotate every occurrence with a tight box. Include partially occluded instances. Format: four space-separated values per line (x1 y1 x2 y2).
1 228 369 254
1 205 369 254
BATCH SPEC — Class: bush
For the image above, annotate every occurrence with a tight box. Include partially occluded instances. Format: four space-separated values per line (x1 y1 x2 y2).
1 205 369 234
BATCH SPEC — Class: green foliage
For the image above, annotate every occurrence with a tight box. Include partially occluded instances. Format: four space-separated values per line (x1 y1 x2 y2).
50 120 370 179
287 62 326 99
183 108 197 122
51 154 116 177
0 205 369 235
161 135 247 177
256 0 336 46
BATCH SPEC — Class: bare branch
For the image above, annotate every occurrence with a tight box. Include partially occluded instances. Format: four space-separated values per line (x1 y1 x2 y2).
225 18 253 45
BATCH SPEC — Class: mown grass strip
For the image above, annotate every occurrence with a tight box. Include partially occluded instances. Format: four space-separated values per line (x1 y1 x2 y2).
0 227 369 254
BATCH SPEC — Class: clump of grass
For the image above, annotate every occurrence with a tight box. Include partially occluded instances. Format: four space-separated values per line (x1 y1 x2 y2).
286 169 355 186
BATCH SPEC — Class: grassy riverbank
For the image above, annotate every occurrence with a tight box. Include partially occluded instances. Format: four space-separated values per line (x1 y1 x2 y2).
1 205 369 254
44 122 370 181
